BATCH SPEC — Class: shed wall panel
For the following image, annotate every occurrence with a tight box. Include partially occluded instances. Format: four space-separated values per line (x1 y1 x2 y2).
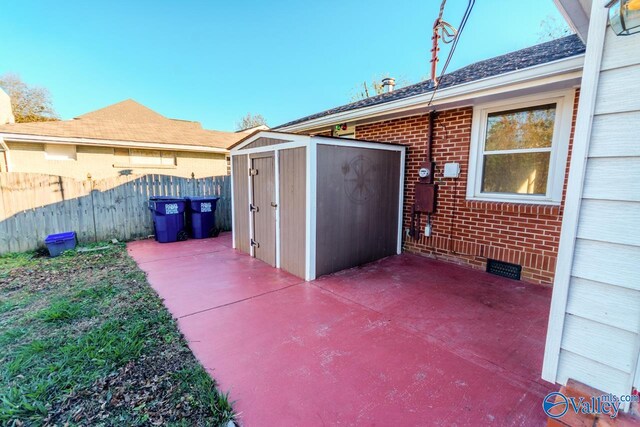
315 145 400 277
232 155 250 254
278 147 307 278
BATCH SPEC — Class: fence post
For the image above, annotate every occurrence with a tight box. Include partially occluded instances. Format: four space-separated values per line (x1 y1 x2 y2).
88 175 98 242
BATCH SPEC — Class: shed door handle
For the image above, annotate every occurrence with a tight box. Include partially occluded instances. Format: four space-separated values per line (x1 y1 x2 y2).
270 202 278 208
250 204 259 212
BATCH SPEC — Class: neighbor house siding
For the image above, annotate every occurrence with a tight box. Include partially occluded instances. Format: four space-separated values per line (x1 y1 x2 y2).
355 91 579 285
5 141 228 179
547 25 640 398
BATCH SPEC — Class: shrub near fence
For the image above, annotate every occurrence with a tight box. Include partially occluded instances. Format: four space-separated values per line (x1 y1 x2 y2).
0 173 231 254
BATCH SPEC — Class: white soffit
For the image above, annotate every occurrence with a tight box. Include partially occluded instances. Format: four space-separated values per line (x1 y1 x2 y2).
554 0 592 42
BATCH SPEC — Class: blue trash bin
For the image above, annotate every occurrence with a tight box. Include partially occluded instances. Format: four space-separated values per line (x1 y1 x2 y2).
45 231 77 257
186 196 220 239
149 196 187 243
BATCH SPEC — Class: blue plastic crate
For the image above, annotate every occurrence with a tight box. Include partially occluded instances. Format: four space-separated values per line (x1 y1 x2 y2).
44 232 77 257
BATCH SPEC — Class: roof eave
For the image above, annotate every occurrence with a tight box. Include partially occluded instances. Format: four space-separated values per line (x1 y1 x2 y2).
554 0 591 42
0 133 230 153
278 53 585 133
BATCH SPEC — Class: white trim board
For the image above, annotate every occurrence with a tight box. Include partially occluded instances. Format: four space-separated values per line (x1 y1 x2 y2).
315 137 405 152
397 148 406 255
230 155 236 249
541 2 609 384
247 155 254 258
231 131 308 152
0 133 229 154
305 139 317 281
231 141 309 156
231 133 406 156
274 151 281 269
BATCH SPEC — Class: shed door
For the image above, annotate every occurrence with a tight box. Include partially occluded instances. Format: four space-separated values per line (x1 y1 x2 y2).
250 153 276 266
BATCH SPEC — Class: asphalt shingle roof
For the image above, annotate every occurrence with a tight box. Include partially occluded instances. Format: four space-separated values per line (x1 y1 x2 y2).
276 35 585 129
0 100 245 149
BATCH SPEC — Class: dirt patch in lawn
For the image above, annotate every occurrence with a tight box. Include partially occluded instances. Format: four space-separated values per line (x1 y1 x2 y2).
0 243 235 426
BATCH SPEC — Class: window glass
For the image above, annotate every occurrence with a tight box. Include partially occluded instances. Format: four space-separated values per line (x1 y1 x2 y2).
485 104 556 151
482 152 550 194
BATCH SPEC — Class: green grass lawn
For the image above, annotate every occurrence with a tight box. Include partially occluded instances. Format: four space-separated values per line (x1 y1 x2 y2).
0 243 235 426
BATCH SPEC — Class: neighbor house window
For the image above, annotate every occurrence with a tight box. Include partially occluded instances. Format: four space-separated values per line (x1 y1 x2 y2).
467 92 574 204
129 149 176 166
45 144 76 160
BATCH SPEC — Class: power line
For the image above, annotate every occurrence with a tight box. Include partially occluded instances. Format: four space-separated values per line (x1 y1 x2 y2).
428 0 476 107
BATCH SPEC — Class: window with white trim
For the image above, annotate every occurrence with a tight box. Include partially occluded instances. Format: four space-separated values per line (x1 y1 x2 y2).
129 149 176 166
467 92 574 204
45 144 76 160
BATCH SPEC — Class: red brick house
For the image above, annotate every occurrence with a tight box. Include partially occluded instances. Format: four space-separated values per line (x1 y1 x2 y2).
276 35 585 286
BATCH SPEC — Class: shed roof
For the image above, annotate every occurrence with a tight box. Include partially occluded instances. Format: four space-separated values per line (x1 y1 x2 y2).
276 35 585 129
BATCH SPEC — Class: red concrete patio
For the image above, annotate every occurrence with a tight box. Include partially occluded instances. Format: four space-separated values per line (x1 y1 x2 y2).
128 233 555 426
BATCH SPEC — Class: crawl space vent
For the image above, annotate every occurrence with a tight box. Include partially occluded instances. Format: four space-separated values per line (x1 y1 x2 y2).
486 259 522 280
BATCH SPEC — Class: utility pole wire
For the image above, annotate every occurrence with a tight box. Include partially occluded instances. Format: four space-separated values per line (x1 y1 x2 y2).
428 0 476 107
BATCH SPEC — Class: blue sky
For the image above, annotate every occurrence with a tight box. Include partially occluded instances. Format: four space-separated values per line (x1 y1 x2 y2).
0 1 569 131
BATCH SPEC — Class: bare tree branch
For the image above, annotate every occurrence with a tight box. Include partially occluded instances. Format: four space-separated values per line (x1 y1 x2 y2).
0 73 59 123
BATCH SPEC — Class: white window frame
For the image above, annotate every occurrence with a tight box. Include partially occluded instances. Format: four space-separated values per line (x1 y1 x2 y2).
466 90 575 205
44 144 76 161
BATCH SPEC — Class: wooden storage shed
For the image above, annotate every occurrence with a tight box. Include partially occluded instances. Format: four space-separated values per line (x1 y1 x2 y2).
230 131 405 281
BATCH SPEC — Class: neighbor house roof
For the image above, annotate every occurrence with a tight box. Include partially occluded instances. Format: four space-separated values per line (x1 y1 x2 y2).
276 35 585 130
0 99 243 150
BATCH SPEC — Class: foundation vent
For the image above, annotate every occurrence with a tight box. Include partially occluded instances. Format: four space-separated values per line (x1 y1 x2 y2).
486 259 522 280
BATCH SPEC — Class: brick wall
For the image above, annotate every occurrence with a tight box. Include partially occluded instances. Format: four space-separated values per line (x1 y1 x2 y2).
356 89 579 285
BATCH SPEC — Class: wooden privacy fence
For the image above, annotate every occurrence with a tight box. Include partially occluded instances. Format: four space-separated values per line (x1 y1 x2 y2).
0 173 231 254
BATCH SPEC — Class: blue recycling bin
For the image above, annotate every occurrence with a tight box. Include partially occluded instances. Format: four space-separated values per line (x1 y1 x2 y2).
149 196 188 243
186 197 220 239
45 231 77 257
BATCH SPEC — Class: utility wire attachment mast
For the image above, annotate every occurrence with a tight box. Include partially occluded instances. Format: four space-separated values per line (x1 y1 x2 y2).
430 18 457 87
